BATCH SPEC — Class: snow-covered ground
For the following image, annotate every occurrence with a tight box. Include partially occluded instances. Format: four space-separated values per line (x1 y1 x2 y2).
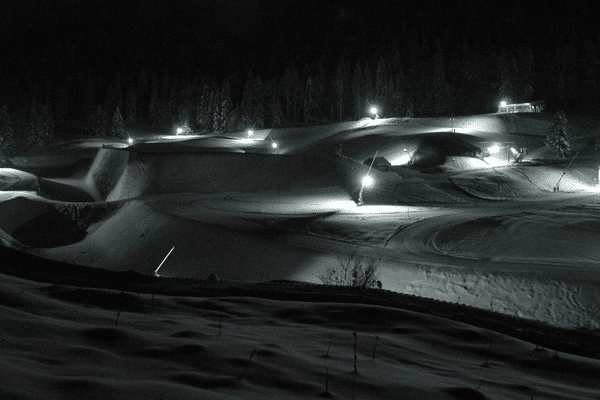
3 273 600 400
2 113 600 398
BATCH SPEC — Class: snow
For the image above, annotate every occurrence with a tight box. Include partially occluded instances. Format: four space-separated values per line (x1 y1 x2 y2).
3 112 600 398
2 273 600 400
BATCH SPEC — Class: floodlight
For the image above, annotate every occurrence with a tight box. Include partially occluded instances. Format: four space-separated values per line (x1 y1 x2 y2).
370 107 378 115
488 144 500 154
127 137 133 144
176 127 184 135
500 101 507 107
362 175 374 187
248 130 254 137
272 142 278 148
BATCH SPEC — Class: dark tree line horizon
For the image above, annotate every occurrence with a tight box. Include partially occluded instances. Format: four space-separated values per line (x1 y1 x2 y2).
1 21 599 157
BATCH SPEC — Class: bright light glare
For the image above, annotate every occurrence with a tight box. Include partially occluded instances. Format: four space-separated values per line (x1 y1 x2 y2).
370 107 378 115
176 127 184 135
248 130 254 136
127 137 133 144
238 138 255 144
272 142 278 148
500 101 507 107
362 175 374 187
488 145 500 154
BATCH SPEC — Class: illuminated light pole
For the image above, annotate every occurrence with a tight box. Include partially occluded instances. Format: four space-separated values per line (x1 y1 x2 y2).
264 134 278 151
403 148 413 164
554 151 580 192
370 106 379 119
358 151 377 206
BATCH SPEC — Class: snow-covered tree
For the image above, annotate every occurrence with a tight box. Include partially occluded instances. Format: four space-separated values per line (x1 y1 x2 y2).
303 76 319 123
546 111 570 158
211 89 222 132
217 78 232 132
0 105 17 157
108 106 125 138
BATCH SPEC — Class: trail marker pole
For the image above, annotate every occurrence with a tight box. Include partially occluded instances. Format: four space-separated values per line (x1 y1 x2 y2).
155 246 175 277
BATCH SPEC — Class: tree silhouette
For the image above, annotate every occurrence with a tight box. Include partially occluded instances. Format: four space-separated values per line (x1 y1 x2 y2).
0 105 17 157
546 111 570 158
109 106 125 138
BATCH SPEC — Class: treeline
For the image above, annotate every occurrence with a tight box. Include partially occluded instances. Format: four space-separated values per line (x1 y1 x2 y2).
1 33 599 157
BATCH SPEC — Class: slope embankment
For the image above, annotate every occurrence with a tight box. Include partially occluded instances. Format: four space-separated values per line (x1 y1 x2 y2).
106 151 355 201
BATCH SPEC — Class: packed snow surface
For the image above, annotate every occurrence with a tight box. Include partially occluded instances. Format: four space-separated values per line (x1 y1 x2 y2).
2 114 600 331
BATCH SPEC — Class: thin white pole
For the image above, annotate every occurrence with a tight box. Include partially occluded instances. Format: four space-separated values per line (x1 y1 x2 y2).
155 246 175 277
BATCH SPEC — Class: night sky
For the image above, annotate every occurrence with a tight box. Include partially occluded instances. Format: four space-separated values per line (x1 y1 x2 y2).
0 0 599 146
2 1 594 81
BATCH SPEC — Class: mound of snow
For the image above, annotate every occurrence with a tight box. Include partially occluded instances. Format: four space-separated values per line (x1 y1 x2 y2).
451 168 545 199
0 168 39 191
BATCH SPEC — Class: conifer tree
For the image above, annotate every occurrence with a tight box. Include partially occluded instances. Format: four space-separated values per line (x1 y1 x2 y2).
352 60 363 119
303 76 318 123
26 98 44 150
376 56 389 114
313 61 327 121
196 84 213 132
432 42 447 115
499 47 514 104
219 79 232 132
40 100 54 145
251 76 265 129
91 105 106 137
269 86 284 128
0 105 17 157
149 74 160 127
109 106 125 138
212 89 222 132
334 57 348 122
55 84 69 129
363 63 374 109
545 111 570 158
239 72 254 129
125 86 137 124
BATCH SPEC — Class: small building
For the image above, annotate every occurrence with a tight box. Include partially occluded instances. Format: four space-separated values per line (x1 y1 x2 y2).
497 101 545 113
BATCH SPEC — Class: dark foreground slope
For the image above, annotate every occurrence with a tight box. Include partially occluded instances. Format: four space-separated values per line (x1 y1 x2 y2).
2 243 600 362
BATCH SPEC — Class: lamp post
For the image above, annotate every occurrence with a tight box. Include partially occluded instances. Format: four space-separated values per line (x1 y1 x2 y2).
403 148 413 164
358 151 377 206
370 106 379 119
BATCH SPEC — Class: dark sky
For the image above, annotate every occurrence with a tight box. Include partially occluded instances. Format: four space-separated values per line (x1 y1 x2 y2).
0 0 596 82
